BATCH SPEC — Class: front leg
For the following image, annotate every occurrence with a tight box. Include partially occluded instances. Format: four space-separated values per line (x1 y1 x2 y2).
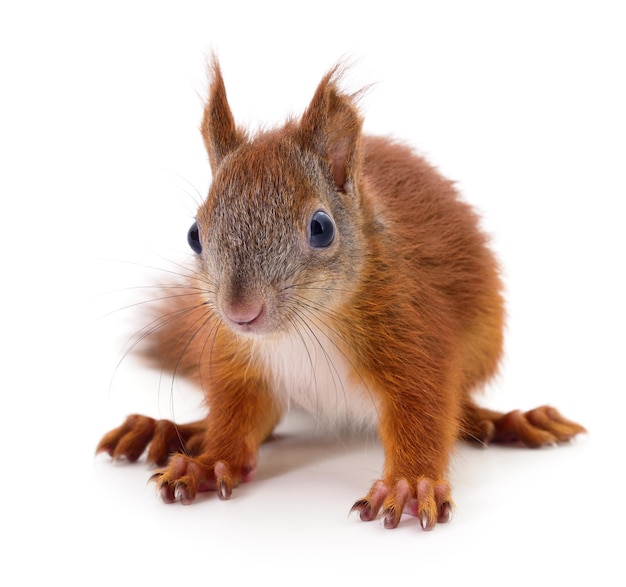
352 377 459 531
152 375 282 504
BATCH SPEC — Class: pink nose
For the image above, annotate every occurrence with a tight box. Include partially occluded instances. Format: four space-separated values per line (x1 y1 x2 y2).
222 301 265 327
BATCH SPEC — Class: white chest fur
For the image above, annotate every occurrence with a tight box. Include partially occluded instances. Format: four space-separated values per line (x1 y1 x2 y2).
254 331 380 431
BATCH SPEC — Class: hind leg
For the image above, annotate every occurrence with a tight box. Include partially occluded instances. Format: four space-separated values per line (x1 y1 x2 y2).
460 403 586 447
96 414 208 466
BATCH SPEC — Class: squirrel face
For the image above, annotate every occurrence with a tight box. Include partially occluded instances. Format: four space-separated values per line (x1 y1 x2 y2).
191 131 363 338
183 62 368 339
183 63 369 339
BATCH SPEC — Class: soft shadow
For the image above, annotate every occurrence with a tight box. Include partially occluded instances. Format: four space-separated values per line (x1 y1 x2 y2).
253 412 382 483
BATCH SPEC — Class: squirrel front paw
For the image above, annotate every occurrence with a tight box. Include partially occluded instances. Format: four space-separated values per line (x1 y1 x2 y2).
351 477 453 530
150 453 257 504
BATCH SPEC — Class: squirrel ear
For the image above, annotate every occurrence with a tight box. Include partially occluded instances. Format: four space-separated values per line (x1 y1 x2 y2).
299 66 363 192
201 58 245 172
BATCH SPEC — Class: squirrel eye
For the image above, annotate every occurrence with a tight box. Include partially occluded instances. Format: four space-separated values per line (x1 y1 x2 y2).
309 210 335 248
187 221 202 254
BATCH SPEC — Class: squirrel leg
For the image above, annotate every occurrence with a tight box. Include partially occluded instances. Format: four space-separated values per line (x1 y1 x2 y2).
351 383 459 531
96 415 208 465
460 402 586 447
149 382 282 504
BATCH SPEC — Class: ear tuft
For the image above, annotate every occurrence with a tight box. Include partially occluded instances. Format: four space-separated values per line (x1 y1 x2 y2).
298 65 363 192
200 56 246 172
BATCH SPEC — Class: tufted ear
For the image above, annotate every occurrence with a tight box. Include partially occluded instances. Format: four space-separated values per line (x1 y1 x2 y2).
298 66 363 192
200 57 246 173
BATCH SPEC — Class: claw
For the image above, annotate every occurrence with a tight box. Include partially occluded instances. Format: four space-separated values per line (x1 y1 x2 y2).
217 478 231 500
420 512 433 531
438 501 453 524
173 484 183 502
351 480 389 523
174 483 194 505
350 499 377 522
214 461 233 500
382 506 401 529
157 483 176 504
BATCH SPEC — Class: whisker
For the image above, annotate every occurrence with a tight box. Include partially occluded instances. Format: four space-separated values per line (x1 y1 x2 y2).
102 256 215 290
198 316 222 391
99 288 212 320
290 293 352 335
284 281 357 296
162 302 216 435
289 293 379 420
284 313 320 418
112 298 210 382
289 308 349 427
167 171 206 211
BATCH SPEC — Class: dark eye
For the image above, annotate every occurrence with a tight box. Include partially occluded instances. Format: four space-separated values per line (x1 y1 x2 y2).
187 221 202 254
309 210 335 248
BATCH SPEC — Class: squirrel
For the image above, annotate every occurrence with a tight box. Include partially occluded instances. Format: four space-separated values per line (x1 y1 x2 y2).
97 58 585 531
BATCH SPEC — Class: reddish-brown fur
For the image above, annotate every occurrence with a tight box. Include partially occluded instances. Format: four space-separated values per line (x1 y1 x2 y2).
97 59 585 530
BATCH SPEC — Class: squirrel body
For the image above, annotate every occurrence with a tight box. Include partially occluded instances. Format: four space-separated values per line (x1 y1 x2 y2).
97 60 585 530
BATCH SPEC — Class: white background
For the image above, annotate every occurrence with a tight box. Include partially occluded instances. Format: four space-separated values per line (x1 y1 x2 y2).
2 1 624 585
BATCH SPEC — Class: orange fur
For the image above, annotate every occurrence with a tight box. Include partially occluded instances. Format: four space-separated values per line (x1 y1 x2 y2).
97 58 585 530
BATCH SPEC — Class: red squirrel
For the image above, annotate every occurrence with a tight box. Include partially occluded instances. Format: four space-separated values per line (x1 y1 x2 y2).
97 58 585 530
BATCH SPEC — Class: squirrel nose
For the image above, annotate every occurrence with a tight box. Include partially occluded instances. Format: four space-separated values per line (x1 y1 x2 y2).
222 301 265 327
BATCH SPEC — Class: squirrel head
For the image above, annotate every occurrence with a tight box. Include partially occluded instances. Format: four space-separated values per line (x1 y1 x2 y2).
190 58 367 338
